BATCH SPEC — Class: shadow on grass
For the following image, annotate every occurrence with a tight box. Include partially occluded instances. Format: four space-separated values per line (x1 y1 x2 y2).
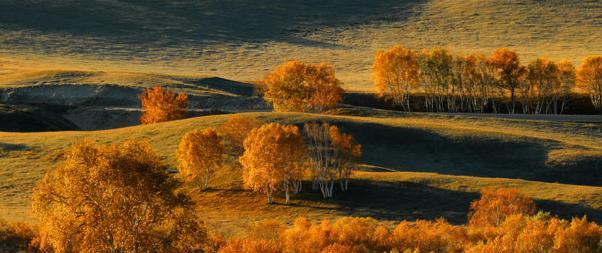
291 180 602 224
0 142 30 152
296 119 602 187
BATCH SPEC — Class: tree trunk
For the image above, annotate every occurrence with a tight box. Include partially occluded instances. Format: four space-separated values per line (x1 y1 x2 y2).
267 188 273 204
510 87 516 114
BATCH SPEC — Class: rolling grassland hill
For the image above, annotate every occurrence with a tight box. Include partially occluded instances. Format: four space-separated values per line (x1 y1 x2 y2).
1 112 601 235
1 0 600 90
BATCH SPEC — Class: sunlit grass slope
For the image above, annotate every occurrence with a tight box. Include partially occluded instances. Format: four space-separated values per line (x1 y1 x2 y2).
1 112 601 235
1 0 600 90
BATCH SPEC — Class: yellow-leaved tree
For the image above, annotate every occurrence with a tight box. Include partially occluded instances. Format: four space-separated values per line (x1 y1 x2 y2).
140 86 188 124
263 60 344 112
32 140 206 253
239 123 305 204
373 46 420 111
577 56 602 111
176 128 224 191
304 122 361 198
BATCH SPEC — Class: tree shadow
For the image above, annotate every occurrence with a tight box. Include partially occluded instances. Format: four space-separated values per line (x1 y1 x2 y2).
305 120 602 187
0 142 30 152
186 77 256 97
293 180 602 224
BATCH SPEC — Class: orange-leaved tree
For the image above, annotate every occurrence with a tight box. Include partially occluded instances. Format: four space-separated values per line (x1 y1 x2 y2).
32 140 206 252
263 60 344 112
577 56 602 111
468 188 536 227
176 128 224 191
489 48 525 114
373 46 420 111
220 115 261 155
140 86 188 124
240 123 305 204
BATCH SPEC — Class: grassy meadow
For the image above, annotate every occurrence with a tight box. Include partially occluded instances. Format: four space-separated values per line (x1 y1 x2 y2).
1 0 601 90
1 112 601 236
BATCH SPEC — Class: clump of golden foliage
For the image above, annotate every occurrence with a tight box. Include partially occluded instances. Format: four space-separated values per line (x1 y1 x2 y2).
239 123 305 204
176 128 224 191
31 140 206 252
140 86 188 124
263 60 344 112
217 188 601 253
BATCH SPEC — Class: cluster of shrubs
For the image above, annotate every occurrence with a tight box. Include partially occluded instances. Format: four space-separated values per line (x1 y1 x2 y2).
214 188 601 253
217 214 601 253
4 187 600 252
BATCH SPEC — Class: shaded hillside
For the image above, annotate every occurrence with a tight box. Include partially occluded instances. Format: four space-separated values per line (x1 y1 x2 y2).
1 0 600 90
0 70 269 130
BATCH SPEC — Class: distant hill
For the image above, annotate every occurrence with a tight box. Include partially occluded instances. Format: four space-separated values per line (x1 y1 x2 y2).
1 0 600 90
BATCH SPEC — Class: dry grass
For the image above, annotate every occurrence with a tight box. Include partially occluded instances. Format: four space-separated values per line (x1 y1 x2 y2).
1 0 600 90
1 112 601 235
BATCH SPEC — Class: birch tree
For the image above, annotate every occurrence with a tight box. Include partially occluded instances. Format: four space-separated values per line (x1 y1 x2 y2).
304 122 361 198
176 128 224 191
489 48 524 114
577 56 602 111
373 46 420 111
240 123 305 204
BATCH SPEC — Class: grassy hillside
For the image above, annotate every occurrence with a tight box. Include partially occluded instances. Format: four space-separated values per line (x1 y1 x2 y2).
1 112 601 235
1 0 600 90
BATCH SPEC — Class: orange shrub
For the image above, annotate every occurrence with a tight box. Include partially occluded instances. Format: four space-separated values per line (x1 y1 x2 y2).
468 188 536 227
140 86 188 124
466 214 602 253
391 219 467 253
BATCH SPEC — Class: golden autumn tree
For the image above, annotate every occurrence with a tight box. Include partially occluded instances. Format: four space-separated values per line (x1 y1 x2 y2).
557 60 577 114
526 58 560 114
304 122 361 197
373 46 420 111
176 128 224 191
577 56 602 111
32 140 206 253
140 86 188 124
489 48 525 114
468 188 536 227
263 60 344 112
239 123 305 204
220 115 261 155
